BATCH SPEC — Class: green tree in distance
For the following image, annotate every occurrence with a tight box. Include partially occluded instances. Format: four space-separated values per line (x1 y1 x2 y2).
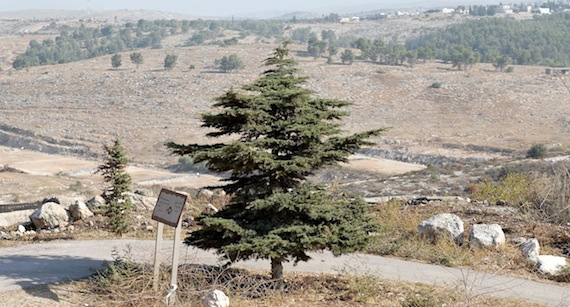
96 139 133 235
493 55 511 72
215 53 245 73
130 52 143 70
111 53 122 69
164 54 178 70
341 49 355 65
166 42 382 289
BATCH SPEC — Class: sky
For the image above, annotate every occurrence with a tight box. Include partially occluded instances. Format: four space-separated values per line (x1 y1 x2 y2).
0 0 463 17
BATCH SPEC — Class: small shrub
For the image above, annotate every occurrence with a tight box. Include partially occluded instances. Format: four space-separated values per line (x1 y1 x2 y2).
430 82 442 88
505 66 514 73
401 293 440 307
342 274 379 303
526 144 547 159
472 173 535 206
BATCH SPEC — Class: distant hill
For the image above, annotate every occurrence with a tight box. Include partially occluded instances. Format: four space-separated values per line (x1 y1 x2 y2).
0 9 205 22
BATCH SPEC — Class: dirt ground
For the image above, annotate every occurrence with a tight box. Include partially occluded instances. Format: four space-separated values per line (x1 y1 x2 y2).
0 146 423 204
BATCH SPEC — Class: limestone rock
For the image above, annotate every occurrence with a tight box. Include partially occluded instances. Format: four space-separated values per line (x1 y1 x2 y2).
512 237 527 245
86 195 106 213
69 200 94 221
469 224 505 248
203 289 229 307
521 239 540 264
418 213 464 245
536 255 568 275
198 188 215 200
127 192 156 211
29 202 69 230
1 230 10 239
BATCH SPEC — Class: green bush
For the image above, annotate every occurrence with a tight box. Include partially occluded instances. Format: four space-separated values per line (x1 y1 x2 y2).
526 144 547 159
430 82 442 88
472 173 534 206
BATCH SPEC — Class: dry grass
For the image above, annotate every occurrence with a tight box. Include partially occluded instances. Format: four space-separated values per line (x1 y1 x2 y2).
65 254 545 307
368 199 533 276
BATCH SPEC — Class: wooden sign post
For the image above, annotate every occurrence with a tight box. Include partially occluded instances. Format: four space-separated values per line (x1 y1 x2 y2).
151 188 187 306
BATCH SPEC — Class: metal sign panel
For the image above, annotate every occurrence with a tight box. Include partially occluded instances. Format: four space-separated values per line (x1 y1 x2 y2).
151 189 187 227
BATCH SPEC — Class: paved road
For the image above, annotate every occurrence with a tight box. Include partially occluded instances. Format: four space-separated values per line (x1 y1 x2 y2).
1 240 569 306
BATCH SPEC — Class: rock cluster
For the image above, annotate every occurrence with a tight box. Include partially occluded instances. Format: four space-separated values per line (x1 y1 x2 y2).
1 191 158 238
419 213 568 275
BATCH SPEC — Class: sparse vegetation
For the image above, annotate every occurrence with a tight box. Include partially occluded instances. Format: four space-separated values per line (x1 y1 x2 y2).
75 247 542 306
215 53 244 73
430 82 442 89
526 144 548 159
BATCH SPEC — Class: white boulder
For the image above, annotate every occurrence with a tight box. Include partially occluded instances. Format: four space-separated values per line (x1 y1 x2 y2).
469 224 505 248
86 195 106 212
29 202 69 230
203 289 229 307
536 255 568 275
418 213 464 245
127 192 156 211
69 200 94 221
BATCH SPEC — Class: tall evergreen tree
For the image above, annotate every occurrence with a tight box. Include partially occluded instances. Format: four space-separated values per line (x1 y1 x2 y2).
97 138 133 235
166 42 383 289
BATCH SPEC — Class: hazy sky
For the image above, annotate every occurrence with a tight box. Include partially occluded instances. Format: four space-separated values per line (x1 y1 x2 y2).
1 0 454 16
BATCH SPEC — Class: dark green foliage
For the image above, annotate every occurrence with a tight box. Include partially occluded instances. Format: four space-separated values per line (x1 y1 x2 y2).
166 42 383 286
187 184 377 263
215 53 244 73
111 53 122 69
407 12 570 67
12 21 170 69
129 52 143 69
341 49 355 65
307 37 327 59
171 156 210 174
527 144 548 159
449 45 479 70
290 27 313 44
493 55 511 72
164 54 177 70
96 139 133 235
430 82 442 89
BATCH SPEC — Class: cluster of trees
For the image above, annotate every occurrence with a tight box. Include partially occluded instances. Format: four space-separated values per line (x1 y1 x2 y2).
12 20 174 69
407 12 570 67
13 11 570 70
305 33 423 66
13 18 284 70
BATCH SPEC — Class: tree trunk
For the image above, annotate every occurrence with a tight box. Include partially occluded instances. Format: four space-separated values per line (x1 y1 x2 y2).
271 258 284 291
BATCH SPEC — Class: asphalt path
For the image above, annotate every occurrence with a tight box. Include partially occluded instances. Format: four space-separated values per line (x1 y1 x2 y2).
1 240 569 306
